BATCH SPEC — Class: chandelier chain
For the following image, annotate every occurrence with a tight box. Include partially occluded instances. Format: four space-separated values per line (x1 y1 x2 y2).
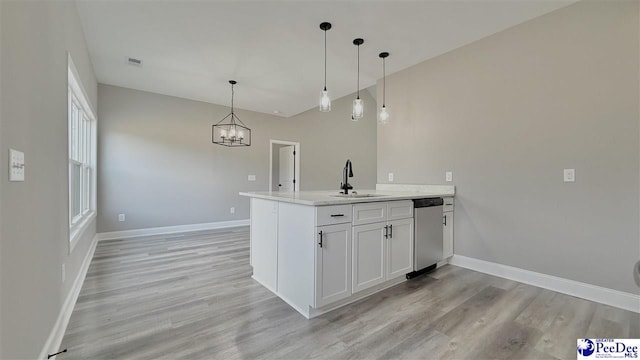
231 82 235 114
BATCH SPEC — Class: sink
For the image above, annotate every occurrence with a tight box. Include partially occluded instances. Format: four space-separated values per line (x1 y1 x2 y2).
330 193 385 198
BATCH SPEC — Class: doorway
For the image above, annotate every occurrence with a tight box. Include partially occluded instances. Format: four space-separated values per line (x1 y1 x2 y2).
269 140 300 192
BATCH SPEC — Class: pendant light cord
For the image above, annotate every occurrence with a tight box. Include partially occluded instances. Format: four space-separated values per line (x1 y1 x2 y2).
324 29 327 91
356 43 360 99
382 57 386 107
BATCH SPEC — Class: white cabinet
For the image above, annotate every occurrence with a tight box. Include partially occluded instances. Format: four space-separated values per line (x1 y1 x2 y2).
352 223 386 293
250 198 278 291
386 218 414 279
443 197 454 259
250 197 430 319
315 223 352 308
352 201 414 294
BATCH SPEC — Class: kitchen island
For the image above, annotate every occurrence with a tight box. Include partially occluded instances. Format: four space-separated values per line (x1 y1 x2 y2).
239 186 455 318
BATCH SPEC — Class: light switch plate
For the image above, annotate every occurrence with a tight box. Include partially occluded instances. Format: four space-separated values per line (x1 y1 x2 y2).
446 171 453 182
248 175 256 181
9 149 25 182
118 213 126 222
564 169 575 182
388 172 394 182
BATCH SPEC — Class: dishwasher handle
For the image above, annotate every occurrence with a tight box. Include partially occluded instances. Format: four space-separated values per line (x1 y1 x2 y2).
413 198 444 208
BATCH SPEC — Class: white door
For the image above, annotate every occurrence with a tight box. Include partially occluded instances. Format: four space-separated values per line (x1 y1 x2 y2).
386 218 414 280
278 146 295 192
352 222 386 293
315 223 352 308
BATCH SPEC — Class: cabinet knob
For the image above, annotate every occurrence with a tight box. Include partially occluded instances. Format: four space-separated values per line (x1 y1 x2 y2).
318 231 323 248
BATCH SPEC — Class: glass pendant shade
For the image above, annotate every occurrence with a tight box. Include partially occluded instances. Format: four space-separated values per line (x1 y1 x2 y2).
319 89 331 112
352 98 364 121
378 105 389 124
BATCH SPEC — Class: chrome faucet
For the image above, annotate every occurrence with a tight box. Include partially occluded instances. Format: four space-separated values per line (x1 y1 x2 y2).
341 159 354 194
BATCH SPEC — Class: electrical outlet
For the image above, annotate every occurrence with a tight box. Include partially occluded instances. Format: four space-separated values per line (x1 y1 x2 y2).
118 213 126 222
563 169 575 183
230 207 235 214
248 175 256 181
446 171 453 182
62 264 66 283
388 172 394 182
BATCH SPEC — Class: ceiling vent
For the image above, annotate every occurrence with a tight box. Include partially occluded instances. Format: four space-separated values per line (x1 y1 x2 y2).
125 57 142 66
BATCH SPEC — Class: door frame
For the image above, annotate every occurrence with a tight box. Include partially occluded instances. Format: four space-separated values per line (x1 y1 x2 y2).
269 139 301 192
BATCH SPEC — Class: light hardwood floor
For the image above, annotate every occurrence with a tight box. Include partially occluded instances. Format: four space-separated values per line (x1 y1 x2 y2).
61 227 639 359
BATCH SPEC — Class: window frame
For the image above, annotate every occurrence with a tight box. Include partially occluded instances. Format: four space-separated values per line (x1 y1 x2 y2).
68 55 97 252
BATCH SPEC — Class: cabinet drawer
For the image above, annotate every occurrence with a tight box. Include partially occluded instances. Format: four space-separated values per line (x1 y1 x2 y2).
353 202 386 226
387 200 413 220
316 205 353 226
443 197 454 212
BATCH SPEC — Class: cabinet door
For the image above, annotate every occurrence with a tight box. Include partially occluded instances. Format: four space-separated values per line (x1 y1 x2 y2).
315 223 352 308
443 211 454 259
352 222 386 293
386 218 414 279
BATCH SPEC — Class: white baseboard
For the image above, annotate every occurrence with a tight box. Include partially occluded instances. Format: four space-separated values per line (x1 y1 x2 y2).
96 219 250 241
38 233 98 360
449 255 640 313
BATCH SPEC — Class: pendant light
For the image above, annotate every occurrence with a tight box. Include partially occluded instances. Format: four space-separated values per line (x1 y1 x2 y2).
212 80 251 147
319 22 332 112
378 52 390 125
352 38 364 121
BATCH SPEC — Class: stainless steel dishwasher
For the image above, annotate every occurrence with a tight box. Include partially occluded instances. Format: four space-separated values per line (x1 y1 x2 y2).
406 197 444 279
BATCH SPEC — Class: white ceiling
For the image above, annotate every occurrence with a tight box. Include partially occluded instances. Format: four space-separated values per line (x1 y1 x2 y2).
76 0 575 117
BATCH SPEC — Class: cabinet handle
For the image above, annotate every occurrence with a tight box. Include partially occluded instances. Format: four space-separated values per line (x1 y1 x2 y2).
384 225 388 239
389 224 393 238
330 214 345 217
443 215 447 226
318 231 323 248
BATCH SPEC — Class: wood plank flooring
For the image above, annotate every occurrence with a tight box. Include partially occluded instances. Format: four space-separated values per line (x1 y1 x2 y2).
60 227 639 359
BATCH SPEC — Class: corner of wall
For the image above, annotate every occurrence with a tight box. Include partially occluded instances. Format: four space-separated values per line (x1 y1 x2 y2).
0 1 99 358
0 0 4 356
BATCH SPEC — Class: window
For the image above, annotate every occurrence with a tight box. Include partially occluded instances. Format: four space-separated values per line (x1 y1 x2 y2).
68 56 96 248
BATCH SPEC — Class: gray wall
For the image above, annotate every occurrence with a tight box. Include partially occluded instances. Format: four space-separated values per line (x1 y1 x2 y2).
0 0 4 356
0 1 98 358
97 85 376 232
377 0 639 294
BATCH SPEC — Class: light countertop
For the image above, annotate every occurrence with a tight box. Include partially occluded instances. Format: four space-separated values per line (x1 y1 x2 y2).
239 187 454 206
